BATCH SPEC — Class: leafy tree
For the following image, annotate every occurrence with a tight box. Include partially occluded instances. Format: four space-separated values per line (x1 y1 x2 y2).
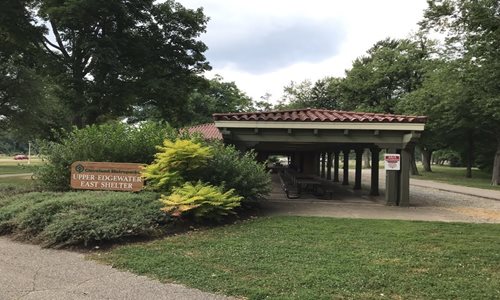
0 1 70 139
280 79 314 109
398 60 478 174
342 38 431 113
421 0 500 184
0 58 70 140
340 37 432 174
2 0 210 128
253 93 275 111
277 77 343 110
184 75 253 125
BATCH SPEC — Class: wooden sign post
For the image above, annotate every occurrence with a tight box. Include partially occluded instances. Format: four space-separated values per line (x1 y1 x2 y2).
70 161 144 192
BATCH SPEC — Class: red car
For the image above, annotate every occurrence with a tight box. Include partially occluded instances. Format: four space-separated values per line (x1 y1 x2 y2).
14 154 28 160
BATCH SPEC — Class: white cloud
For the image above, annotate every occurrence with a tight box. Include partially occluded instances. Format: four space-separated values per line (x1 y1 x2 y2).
178 0 429 102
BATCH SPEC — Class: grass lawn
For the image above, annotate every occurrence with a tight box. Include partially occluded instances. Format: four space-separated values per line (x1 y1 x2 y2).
0 157 42 175
413 165 500 191
96 216 500 300
0 176 36 199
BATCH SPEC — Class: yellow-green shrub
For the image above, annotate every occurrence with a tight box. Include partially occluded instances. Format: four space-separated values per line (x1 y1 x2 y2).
160 181 242 222
142 139 212 191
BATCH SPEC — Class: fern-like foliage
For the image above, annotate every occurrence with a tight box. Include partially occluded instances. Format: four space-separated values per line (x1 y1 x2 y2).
160 181 242 222
142 139 212 191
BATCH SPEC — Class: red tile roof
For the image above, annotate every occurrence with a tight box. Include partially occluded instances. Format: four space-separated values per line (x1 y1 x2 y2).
186 123 222 140
213 108 427 123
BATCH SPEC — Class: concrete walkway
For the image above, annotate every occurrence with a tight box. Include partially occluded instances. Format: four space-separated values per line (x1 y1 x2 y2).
410 177 500 201
0 238 233 300
262 200 500 223
0 173 32 178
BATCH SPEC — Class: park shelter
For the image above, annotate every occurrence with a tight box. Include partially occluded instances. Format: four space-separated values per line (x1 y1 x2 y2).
189 108 427 206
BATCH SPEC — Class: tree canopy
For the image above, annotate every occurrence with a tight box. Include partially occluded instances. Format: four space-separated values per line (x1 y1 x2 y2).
1 0 211 130
272 0 499 184
183 75 253 125
418 0 500 183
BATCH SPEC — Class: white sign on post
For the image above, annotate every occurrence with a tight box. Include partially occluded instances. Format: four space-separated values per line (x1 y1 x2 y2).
384 154 400 171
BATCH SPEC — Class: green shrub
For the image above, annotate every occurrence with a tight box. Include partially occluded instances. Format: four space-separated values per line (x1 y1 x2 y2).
35 121 177 191
160 181 242 222
145 139 272 203
198 142 271 203
142 139 212 191
0 191 164 247
16 195 83 238
0 192 57 234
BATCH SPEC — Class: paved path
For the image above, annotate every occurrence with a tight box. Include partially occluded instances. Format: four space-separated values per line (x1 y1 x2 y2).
262 200 497 222
0 173 32 178
0 238 233 300
410 177 500 201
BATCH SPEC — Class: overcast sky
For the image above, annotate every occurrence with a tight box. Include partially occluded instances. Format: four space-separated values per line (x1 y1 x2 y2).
178 0 428 102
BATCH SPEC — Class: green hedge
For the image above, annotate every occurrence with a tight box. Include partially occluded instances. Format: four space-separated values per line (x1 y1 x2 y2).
0 191 164 247
198 142 271 203
35 121 177 191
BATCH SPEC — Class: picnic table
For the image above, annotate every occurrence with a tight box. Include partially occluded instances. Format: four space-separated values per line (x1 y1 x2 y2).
281 169 335 199
295 177 322 195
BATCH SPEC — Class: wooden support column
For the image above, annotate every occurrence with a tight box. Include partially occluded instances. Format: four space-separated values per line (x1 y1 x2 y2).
342 149 349 185
256 151 267 162
315 152 320 176
385 148 399 205
399 147 411 207
290 152 296 167
333 150 340 182
321 152 326 178
370 146 380 196
326 152 332 180
354 148 363 190
299 152 304 173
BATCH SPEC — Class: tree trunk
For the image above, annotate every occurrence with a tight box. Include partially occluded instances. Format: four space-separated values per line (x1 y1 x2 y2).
421 149 433 172
465 133 474 178
409 145 419 176
492 136 500 185
362 148 371 168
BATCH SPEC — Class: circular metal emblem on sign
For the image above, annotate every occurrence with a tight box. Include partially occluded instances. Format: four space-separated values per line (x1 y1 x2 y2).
75 164 85 173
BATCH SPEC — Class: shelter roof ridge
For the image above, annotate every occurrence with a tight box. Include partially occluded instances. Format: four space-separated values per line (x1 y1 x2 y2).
213 108 427 123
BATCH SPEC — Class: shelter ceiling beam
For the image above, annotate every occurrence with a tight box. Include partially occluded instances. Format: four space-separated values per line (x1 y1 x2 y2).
227 133 404 145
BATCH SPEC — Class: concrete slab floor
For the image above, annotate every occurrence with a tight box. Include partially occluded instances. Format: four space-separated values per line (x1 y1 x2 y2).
267 173 500 223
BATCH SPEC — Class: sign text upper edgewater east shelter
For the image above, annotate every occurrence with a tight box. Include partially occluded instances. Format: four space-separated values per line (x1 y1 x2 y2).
70 161 144 192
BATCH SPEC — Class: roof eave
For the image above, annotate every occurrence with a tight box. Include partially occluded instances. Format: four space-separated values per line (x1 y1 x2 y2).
214 120 426 131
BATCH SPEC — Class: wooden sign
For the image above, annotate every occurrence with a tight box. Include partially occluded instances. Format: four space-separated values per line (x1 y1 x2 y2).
384 154 401 171
70 161 144 191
